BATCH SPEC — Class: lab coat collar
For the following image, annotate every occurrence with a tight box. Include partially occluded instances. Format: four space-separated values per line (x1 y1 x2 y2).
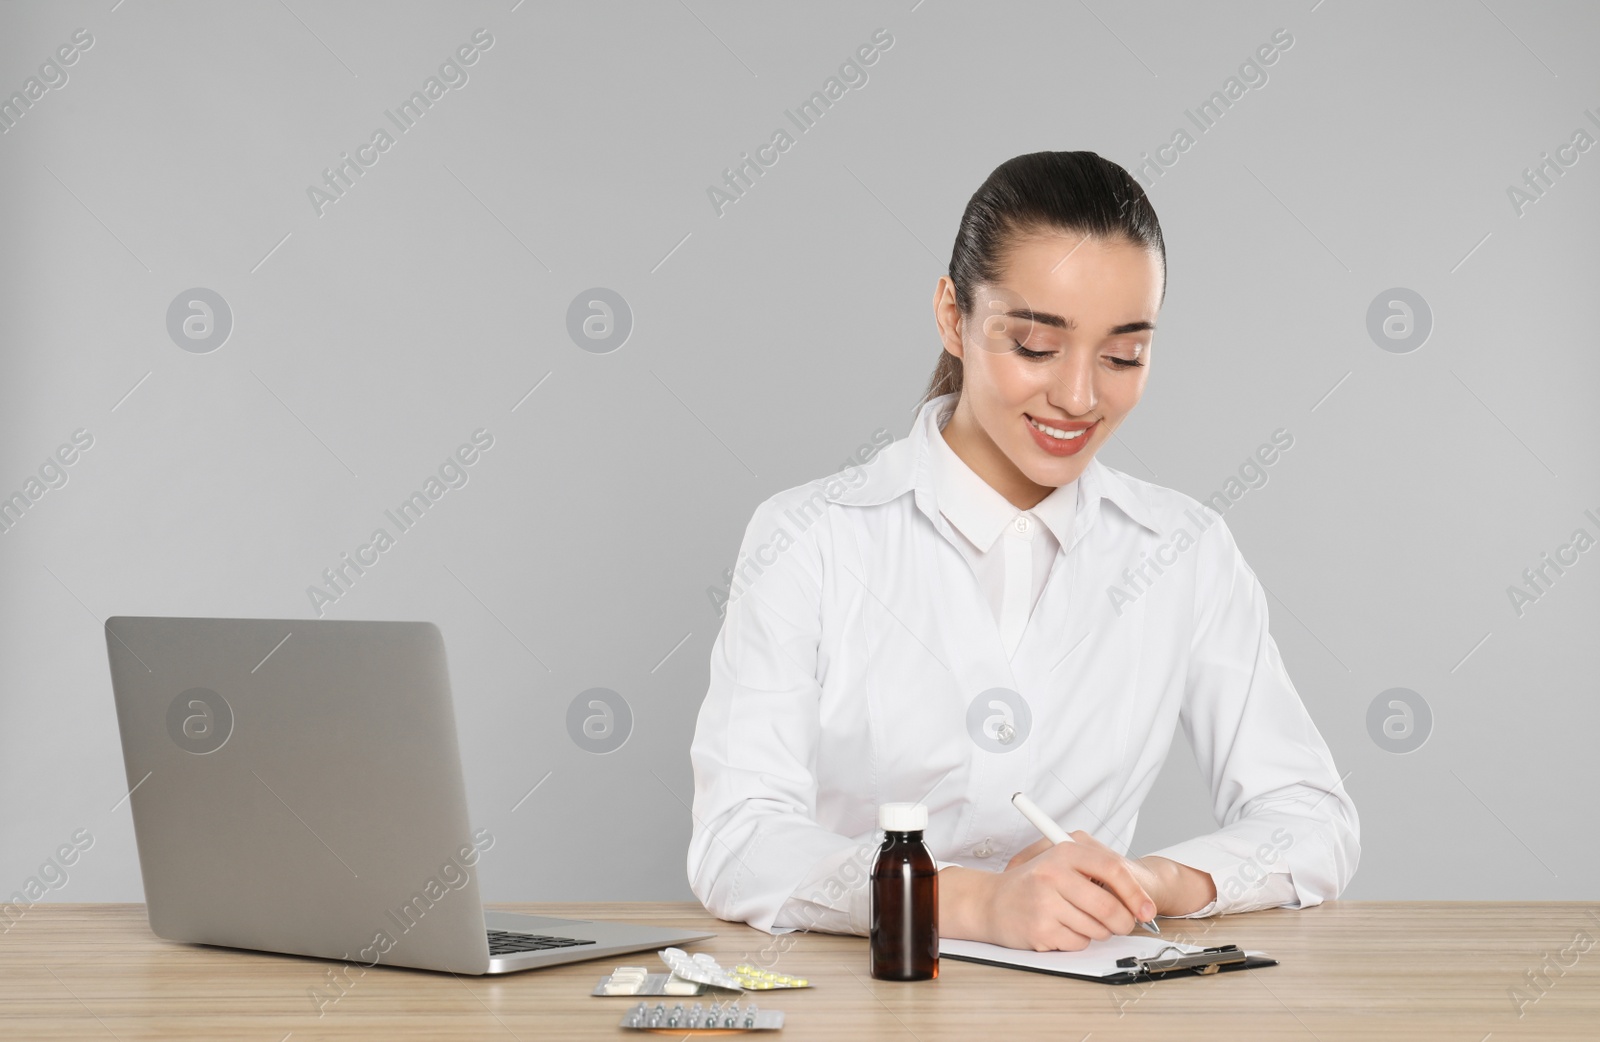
825 392 1163 541
925 398 1079 553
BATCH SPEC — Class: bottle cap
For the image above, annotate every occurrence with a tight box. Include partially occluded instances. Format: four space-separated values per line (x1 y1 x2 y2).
878 802 927 832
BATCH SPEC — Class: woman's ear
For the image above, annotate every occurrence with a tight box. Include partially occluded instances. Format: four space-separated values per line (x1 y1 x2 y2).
932 276 966 360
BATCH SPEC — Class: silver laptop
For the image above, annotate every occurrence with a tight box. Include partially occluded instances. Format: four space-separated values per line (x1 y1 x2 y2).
103 615 712 974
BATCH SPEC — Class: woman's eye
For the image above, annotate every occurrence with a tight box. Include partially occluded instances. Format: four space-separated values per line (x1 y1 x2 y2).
1010 341 1147 367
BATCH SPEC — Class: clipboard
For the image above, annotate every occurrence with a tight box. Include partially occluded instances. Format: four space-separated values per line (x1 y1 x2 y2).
940 934 1277 985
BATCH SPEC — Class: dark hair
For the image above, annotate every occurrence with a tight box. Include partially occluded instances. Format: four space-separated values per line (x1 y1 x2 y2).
921 151 1166 407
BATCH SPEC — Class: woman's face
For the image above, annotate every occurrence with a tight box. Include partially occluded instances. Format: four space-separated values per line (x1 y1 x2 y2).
933 232 1163 508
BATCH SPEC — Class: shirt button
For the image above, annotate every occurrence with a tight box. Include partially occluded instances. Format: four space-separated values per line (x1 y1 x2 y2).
1014 516 1030 533
973 839 994 858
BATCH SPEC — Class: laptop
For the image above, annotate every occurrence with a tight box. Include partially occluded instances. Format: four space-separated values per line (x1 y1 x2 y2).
103 615 713 974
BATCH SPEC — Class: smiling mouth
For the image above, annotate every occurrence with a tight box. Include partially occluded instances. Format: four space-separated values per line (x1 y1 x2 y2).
1025 414 1092 441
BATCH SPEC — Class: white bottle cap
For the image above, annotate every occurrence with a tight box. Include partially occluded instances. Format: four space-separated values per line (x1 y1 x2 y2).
878 802 928 832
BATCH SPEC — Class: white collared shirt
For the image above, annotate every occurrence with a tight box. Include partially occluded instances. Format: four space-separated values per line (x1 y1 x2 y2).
688 392 1358 936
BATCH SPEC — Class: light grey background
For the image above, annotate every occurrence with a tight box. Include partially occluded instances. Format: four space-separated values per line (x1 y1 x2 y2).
2 0 1596 907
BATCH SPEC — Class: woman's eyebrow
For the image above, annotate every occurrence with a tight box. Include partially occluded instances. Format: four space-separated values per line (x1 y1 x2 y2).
1003 308 1155 336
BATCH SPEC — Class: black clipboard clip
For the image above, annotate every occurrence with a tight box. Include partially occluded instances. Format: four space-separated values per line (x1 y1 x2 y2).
1115 944 1249 977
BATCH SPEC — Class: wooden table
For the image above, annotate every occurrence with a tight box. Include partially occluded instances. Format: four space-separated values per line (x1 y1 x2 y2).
3 902 1597 1039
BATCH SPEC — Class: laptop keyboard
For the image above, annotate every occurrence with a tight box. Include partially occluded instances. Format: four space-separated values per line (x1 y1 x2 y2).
486 928 598 956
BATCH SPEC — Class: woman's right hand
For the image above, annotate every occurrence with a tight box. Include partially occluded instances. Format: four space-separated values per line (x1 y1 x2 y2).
940 831 1158 951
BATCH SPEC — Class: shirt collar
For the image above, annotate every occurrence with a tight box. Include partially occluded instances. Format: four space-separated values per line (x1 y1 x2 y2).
822 392 1163 542
926 399 1078 552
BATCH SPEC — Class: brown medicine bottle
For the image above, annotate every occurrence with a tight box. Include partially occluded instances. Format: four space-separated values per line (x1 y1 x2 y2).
869 802 938 981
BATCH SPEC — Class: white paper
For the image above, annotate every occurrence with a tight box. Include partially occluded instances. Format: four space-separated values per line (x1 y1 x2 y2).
939 934 1208 979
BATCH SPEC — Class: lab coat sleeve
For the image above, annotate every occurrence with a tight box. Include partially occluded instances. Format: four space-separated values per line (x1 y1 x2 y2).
687 489 876 936
1141 512 1360 917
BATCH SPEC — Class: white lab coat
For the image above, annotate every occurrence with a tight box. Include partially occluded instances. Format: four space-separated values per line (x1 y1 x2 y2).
688 392 1359 936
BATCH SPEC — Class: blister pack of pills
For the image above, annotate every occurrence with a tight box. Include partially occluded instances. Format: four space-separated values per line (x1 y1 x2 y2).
658 948 812 991
592 966 709 997
727 964 811 990
658 948 744 990
620 1000 784 1032
597 951 813 999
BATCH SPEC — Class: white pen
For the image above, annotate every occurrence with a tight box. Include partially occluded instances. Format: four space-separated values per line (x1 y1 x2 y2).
1010 790 1161 936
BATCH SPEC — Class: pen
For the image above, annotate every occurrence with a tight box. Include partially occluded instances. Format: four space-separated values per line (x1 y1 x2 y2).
1010 790 1161 936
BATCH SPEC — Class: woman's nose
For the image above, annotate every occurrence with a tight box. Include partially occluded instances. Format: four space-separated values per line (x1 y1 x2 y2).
1047 352 1097 415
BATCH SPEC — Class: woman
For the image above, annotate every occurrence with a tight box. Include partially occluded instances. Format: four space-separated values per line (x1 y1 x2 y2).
687 151 1358 952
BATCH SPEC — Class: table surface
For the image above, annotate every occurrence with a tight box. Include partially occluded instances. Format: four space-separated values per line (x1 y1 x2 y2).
3 902 1598 1040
